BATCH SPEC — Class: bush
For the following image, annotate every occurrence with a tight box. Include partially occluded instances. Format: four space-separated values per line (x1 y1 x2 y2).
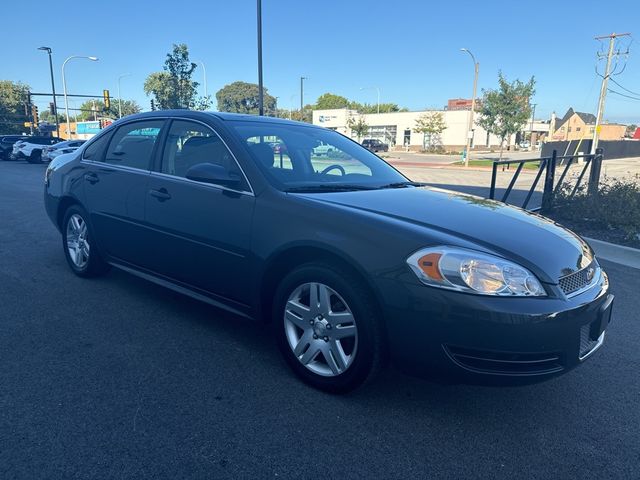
420 146 446 154
552 175 640 242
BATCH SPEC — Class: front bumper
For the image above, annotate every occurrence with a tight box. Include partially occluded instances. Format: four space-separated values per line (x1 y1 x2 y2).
377 269 613 385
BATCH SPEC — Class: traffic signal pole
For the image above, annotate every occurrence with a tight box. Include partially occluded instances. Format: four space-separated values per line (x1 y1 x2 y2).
47 52 60 137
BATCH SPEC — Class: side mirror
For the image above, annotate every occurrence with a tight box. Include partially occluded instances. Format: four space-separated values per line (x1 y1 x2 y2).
185 162 241 188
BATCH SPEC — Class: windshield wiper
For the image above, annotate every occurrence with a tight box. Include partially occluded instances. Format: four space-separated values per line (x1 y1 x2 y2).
376 181 428 189
284 184 377 193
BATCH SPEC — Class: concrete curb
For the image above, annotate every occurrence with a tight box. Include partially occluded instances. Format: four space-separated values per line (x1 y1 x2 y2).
584 237 640 269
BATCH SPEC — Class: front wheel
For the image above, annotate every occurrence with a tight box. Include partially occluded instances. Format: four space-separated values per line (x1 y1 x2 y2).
273 263 386 393
62 205 110 277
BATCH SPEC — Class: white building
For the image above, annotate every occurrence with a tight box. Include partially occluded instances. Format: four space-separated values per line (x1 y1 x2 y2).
312 108 549 152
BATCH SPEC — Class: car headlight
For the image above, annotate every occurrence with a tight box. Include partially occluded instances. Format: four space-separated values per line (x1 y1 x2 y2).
406 246 546 296
45 164 53 186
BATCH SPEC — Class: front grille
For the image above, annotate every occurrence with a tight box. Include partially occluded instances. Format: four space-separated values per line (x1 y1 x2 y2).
559 262 597 296
444 345 564 376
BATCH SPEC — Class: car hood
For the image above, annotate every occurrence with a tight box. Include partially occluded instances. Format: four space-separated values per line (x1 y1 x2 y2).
297 186 593 283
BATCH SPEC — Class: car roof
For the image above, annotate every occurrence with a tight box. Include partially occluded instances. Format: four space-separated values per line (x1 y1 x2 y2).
23 136 61 141
117 109 314 128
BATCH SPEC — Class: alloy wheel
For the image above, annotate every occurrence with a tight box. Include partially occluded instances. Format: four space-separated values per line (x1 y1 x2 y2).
66 214 90 269
284 282 358 377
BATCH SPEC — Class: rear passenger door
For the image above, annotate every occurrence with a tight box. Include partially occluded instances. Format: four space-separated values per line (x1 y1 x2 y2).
82 119 165 265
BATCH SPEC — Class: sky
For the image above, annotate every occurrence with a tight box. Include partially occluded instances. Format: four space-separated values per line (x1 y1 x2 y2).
3 0 639 124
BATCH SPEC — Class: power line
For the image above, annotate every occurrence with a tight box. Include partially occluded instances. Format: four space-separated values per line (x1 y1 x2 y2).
608 77 640 97
608 88 640 101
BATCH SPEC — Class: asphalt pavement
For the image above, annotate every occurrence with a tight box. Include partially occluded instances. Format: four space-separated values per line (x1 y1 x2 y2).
1 160 639 479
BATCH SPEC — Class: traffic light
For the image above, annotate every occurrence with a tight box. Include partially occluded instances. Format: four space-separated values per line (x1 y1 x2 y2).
49 102 55 115
150 99 156 111
32 105 39 125
98 119 104 129
103 89 111 110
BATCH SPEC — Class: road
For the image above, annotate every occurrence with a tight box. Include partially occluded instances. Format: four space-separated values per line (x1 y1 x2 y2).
1 160 639 479
383 150 540 165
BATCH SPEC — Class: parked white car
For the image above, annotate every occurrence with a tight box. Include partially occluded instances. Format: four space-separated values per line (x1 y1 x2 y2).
41 140 86 163
12 136 63 163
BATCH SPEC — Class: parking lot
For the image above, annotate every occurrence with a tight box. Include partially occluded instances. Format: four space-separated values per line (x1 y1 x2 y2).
1 159 639 478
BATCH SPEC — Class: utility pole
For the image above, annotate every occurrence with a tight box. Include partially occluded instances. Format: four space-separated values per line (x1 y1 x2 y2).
300 76 307 121
592 32 631 153
257 0 264 116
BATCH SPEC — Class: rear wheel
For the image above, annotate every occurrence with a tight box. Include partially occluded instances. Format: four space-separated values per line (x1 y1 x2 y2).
62 205 110 277
27 149 42 164
273 263 386 393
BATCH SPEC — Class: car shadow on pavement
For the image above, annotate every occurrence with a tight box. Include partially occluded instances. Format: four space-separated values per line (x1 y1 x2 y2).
104 264 574 413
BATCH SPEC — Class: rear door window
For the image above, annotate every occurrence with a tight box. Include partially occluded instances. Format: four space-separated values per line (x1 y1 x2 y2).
104 120 164 170
83 134 111 162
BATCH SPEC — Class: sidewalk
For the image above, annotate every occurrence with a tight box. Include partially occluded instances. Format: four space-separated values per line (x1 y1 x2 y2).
388 156 640 210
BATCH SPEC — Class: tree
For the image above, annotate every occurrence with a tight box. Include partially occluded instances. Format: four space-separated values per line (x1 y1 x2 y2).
143 44 201 109
625 124 638 138
75 99 141 121
347 116 369 141
314 93 351 110
215 81 276 115
39 110 65 124
414 112 447 151
309 92 407 114
114 99 143 118
477 72 536 159
0 80 30 134
356 102 404 114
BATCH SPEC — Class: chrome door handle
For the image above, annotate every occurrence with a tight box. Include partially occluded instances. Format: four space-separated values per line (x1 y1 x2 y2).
149 188 171 201
84 172 99 184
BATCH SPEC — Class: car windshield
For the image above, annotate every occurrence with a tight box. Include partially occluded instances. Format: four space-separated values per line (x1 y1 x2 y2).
230 121 408 192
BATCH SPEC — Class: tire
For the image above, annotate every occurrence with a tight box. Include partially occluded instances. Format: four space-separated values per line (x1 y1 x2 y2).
62 205 110 278
273 262 386 393
27 149 42 164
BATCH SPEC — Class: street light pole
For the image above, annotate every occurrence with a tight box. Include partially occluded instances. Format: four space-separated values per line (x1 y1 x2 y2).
300 76 307 120
200 62 207 98
461 48 479 168
360 86 380 114
38 47 59 137
257 0 264 116
62 55 98 139
117 73 131 118
289 94 296 120
530 103 536 146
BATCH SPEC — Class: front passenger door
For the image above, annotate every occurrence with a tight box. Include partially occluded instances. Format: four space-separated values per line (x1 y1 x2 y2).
144 119 255 307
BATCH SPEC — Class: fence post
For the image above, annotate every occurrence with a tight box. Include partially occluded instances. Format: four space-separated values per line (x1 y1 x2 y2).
489 162 498 199
541 149 557 212
588 147 604 196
